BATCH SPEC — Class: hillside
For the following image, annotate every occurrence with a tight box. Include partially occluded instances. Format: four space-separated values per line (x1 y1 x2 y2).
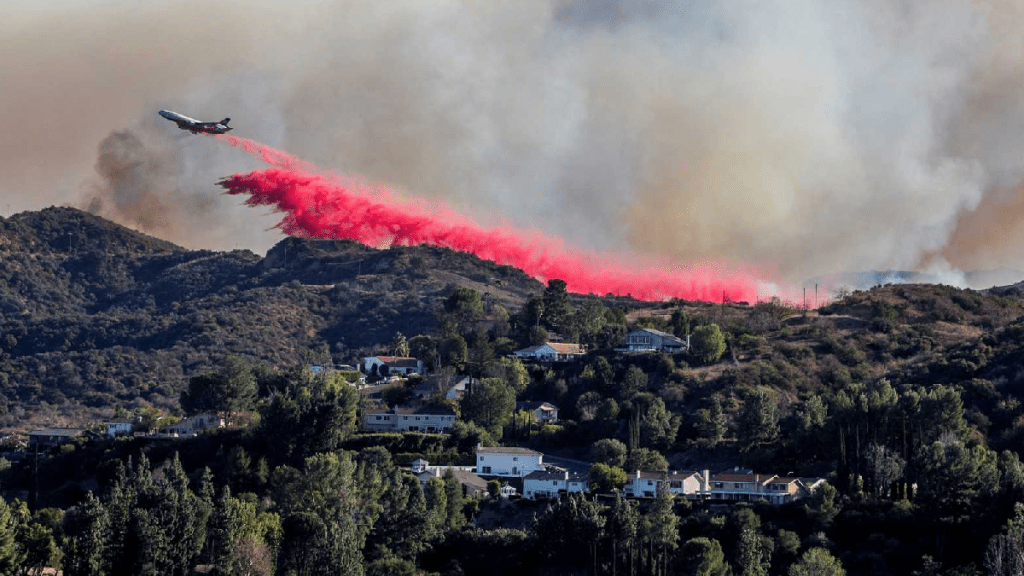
0 207 548 429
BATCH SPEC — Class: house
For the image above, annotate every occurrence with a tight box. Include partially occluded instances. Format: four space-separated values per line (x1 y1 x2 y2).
475 445 545 477
28 428 82 448
523 469 590 499
516 401 559 424
105 418 135 438
617 328 690 353
708 472 779 502
512 342 586 363
362 356 426 377
624 470 709 499
411 459 488 496
162 413 224 437
415 374 472 401
362 405 457 433
499 485 518 498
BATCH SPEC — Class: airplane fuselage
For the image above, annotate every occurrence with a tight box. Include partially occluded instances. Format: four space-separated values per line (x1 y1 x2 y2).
158 110 232 134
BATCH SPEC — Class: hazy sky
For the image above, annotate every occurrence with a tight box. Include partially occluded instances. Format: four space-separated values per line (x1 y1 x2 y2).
4 0 1024 287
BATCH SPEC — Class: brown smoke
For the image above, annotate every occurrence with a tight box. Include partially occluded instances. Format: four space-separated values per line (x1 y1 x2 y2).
5 0 1024 286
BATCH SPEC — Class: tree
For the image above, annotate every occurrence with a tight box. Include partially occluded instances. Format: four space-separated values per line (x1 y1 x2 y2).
589 463 628 493
641 485 679 573
633 393 680 450
593 439 628 468
0 497 21 575
681 537 729 576
533 495 606 572
443 469 467 531
482 357 529 392
577 391 604 422
625 448 669 473
440 335 469 368
607 495 640 574
620 366 648 400
62 492 109 576
258 369 359 461
696 396 726 448
738 387 779 453
736 526 771 576
389 333 410 357
863 443 905 498
542 279 572 332
442 287 484 336
788 547 845 576
424 477 447 538
691 324 727 364
460 378 516 438
180 355 257 416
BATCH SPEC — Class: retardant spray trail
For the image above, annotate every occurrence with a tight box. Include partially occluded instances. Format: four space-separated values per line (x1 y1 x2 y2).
216 135 763 303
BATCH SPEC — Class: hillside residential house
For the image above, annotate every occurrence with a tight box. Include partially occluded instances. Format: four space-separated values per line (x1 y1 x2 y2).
415 374 472 401
513 342 586 363
105 418 135 438
523 469 590 499
28 428 83 448
624 470 709 499
162 413 224 437
707 471 820 503
516 401 559 424
411 459 488 496
362 405 457 433
362 356 426 376
617 328 690 353
475 445 545 477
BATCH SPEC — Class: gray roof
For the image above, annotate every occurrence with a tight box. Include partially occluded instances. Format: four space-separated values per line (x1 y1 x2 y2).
476 446 543 456
629 327 686 343
633 470 702 481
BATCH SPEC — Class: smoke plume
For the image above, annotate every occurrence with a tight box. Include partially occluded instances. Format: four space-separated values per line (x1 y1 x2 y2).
6 0 1024 286
217 135 762 303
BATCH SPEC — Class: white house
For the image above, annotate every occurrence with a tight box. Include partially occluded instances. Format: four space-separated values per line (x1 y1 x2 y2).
617 328 690 353
411 459 488 496
105 418 135 438
513 342 586 363
516 401 559 424
362 405 457 433
362 356 426 376
624 470 709 499
475 445 545 477
523 469 590 500
708 471 778 502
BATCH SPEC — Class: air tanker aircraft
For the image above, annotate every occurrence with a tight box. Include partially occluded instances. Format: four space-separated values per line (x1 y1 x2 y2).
158 110 232 134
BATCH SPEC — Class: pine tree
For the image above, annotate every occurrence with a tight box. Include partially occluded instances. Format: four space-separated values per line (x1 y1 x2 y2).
442 469 466 531
63 492 109 576
0 496 21 575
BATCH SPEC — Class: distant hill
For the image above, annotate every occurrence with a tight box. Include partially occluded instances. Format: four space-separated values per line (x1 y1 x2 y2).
0 207 546 429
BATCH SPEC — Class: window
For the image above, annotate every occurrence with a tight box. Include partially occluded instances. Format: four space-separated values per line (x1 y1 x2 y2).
375 416 381 420
403 416 408 420
734 483 741 488
480 456 485 461
415 417 420 421
513 457 518 461
553 480 558 485
715 482 723 488
482 466 491 474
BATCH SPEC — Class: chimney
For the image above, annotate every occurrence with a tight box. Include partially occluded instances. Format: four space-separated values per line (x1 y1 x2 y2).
636 470 641 479
565 470 570 481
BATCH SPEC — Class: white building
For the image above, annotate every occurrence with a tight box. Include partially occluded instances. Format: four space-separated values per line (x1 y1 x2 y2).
513 342 586 363
362 405 457 433
362 356 426 376
523 469 590 499
624 470 709 499
617 328 690 353
516 401 559 424
475 445 545 477
106 418 135 438
411 459 488 496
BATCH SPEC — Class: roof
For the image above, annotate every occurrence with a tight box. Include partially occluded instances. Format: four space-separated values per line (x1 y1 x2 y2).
633 470 701 481
107 418 135 425
628 327 687 343
363 404 456 417
369 356 420 368
771 477 801 484
711 473 775 484
525 470 588 482
515 342 585 356
476 446 543 456
29 428 82 437
516 401 557 411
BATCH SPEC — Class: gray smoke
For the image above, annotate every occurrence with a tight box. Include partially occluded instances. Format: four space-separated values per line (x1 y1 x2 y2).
4 0 1024 287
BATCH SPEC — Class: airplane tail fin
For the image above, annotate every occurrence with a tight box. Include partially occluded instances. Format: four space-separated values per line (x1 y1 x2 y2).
221 118 231 125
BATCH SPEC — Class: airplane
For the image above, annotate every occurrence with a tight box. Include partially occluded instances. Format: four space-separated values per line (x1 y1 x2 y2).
158 110 232 134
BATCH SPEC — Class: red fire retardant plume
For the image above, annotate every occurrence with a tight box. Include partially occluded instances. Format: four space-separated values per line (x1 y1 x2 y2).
216 135 762 303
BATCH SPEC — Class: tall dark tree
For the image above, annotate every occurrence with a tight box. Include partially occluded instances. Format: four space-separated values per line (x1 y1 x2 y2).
62 493 109 576
180 356 257 417
459 377 516 438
